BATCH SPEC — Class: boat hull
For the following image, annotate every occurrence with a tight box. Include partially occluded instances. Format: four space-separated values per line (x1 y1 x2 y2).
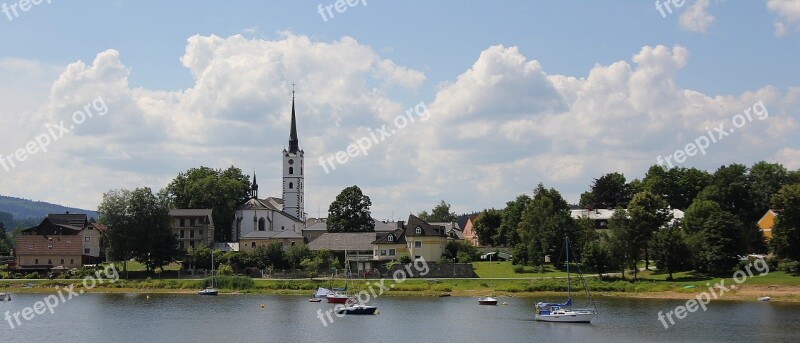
326 295 351 303
478 300 498 305
198 289 218 296
336 306 378 315
534 312 595 323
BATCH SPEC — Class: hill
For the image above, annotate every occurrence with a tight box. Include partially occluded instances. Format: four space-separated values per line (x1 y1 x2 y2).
0 195 99 229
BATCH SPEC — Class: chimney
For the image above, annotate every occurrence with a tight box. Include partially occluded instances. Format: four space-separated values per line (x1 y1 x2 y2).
397 220 404 229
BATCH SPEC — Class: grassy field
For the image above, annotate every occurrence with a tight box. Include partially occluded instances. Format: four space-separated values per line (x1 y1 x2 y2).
472 261 569 278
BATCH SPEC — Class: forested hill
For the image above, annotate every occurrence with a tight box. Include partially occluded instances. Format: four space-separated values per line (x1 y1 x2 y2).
0 195 99 229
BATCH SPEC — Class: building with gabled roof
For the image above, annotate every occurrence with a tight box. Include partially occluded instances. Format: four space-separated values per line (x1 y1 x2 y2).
12 213 105 272
169 209 215 252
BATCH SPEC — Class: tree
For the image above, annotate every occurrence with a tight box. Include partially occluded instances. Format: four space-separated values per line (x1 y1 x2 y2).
580 172 633 209
684 199 745 274
642 165 711 210
516 184 575 269
496 195 530 247
327 185 374 232
628 191 671 271
99 187 179 273
581 237 612 278
164 166 251 242
444 240 480 261
286 244 312 270
418 200 456 222
771 183 800 261
697 164 755 225
265 242 288 269
607 208 637 279
473 208 502 246
651 225 691 279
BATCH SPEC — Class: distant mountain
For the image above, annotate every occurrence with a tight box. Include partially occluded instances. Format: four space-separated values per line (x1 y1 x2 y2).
0 195 99 229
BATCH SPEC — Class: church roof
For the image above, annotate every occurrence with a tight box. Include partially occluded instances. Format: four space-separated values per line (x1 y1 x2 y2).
236 198 281 211
241 229 303 239
288 91 299 153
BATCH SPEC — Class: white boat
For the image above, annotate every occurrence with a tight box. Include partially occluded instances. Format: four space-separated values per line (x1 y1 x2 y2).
757 296 771 302
199 249 219 296
535 236 597 323
478 296 498 305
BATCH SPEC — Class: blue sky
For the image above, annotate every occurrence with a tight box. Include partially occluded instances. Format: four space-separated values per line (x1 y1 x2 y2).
0 0 798 220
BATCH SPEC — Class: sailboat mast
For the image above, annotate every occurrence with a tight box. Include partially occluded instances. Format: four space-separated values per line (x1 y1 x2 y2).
566 236 571 297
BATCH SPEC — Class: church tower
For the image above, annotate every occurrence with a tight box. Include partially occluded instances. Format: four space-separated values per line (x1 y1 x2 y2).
282 89 305 221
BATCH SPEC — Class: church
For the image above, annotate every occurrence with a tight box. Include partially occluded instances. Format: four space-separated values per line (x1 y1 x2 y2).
230 92 306 250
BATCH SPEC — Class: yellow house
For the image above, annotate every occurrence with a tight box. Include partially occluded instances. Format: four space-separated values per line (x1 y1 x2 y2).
238 230 304 252
372 228 407 261
403 215 449 261
757 209 781 240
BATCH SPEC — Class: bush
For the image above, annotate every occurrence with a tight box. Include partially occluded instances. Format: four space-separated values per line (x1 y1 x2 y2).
24 272 39 279
398 254 412 264
210 275 254 290
217 264 234 276
778 260 800 272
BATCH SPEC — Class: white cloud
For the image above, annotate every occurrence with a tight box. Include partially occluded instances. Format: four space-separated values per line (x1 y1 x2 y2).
679 0 715 33
1 36 798 219
767 0 800 36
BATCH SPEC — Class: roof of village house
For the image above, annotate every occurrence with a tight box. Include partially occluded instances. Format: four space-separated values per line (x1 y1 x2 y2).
373 228 406 244
240 229 303 239
373 220 398 232
89 222 108 233
308 232 377 251
303 222 328 231
405 215 448 237
169 209 214 218
23 214 88 235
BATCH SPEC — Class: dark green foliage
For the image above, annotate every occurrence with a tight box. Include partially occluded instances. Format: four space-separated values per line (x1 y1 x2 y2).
684 200 745 274
580 172 633 209
444 240 480 262
327 185 374 232
496 194 530 247
771 183 800 261
417 200 456 223
517 184 575 269
164 166 251 242
473 208 502 246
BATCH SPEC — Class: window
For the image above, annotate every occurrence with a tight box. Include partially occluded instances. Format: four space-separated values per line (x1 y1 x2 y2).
289 182 294 189
48 259 52 264
389 249 396 256
190 230 195 239
85 236 91 242
387 235 394 242
259 218 266 231
190 241 195 249
48 244 53 249
179 241 184 250
180 219 185 227
35 259 39 264
180 230 185 238
415 227 422 234
291 241 296 246
289 167 294 175
70 259 74 264
380 250 387 256
414 241 422 248
61 259 64 264
84 248 90 254
190 218 195 226
281 226 285 231
251 242 256 248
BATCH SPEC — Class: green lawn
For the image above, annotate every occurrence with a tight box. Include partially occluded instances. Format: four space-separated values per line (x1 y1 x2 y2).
472 261 568 278
118 261 182 272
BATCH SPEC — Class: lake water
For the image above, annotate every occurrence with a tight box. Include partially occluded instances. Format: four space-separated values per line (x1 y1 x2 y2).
1 293 798 342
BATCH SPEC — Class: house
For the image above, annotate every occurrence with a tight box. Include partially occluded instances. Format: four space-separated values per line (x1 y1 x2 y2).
372 227 407 263
757 209 780 240
239 230 304 252
308 232 377 274
462 215 479 246
403 215 449 261
12 214 105 272
169 209 215 252
430 221 463 241
302 222 328 243
571 208 685 229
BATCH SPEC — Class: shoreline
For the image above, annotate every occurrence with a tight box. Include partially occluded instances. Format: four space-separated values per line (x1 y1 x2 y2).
3 283 798 302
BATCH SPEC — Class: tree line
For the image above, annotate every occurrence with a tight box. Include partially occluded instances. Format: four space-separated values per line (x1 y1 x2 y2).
469 161 800 277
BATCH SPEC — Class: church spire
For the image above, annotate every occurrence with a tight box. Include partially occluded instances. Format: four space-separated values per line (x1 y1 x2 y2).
251 170 259 199
288 85 299 154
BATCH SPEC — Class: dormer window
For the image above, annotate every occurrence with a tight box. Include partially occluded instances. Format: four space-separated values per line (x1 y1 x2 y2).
415 227 422 234
388 235 394 242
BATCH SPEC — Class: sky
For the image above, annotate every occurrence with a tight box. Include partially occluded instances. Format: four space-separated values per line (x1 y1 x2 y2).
0 0 799 221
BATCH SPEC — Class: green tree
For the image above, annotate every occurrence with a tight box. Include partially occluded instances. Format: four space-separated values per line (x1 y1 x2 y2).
517 184 575 269
265 242 288 269
473 208 502 246
99 188 179 273
651 225 691 279
580 172 633 209
496 194 530 247
327 185 374 232
581 237 612 278
771 183 800 261
164 166 251 242
628 191 671 271
607 208 637 279
642 165 711 210
444 240 480 261
418 200 456 222
286 244 312 270
684 199 745 274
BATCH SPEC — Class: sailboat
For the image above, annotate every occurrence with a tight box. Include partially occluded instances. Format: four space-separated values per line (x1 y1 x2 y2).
327 246 378 315
534 235 597 323
198 249 219 296
326 248 353 303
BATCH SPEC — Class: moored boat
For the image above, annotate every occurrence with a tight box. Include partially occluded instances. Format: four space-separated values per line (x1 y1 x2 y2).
478 296 498 305
534 236 597 323
336 304 379 315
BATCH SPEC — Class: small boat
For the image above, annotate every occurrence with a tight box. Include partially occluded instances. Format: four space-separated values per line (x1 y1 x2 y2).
335 304 379 315
758 296 771 302
438 292 452 297
308 298 322 302
314 287 331 298
479 296 498 305
0 293 10 301
326 291 352 303
534 236 597 323
199 249 219 296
